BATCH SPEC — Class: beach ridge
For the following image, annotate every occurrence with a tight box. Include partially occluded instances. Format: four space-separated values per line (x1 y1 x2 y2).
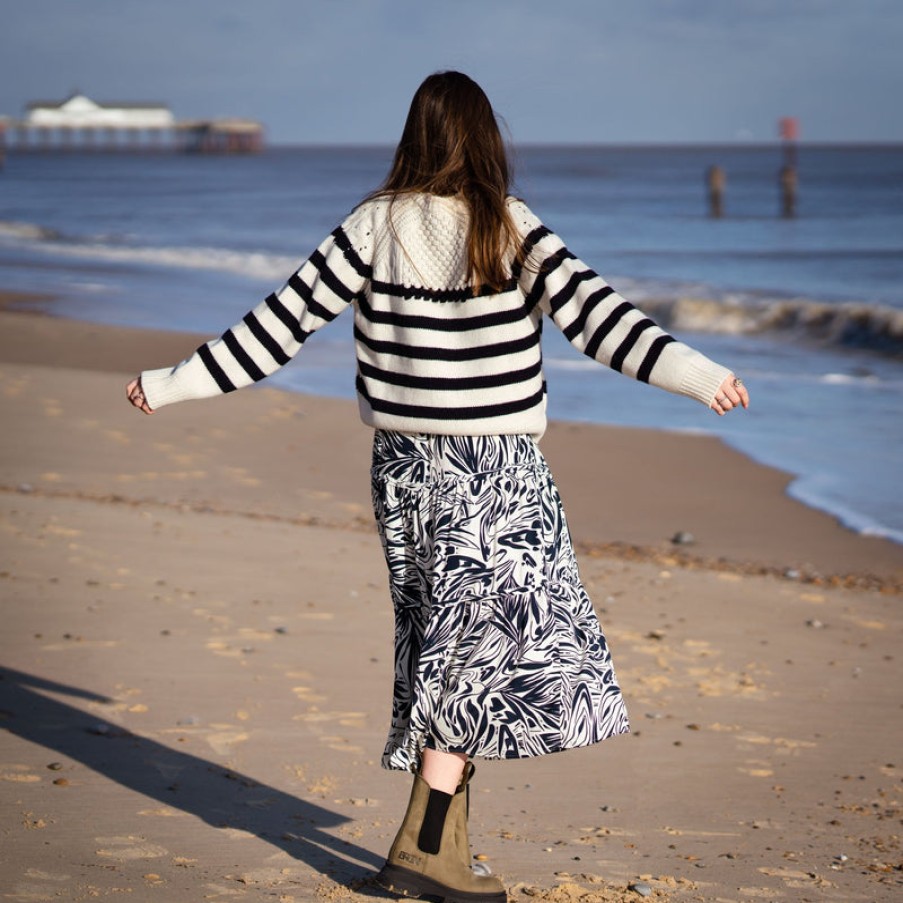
4 481 899 595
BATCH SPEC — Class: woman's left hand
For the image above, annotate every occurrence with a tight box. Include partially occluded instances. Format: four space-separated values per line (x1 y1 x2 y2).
126 377 155 415
710 374 749 416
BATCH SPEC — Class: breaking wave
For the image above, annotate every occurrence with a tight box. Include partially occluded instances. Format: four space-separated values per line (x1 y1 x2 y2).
637 295 903 358
0 221 63 242
2 217 901 357
0 219 296 282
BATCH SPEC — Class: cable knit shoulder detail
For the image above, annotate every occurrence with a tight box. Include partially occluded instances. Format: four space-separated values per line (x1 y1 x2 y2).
367 194 471 293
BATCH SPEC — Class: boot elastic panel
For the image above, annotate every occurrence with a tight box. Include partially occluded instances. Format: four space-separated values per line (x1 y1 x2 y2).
417 787 453 854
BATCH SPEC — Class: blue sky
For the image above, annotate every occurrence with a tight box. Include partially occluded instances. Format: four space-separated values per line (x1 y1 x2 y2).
2 0 901 145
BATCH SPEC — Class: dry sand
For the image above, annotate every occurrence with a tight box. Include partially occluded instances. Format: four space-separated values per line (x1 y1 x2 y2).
1 300 901 902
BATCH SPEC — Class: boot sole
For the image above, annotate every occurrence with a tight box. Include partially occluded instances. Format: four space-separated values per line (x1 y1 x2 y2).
375 862 507 903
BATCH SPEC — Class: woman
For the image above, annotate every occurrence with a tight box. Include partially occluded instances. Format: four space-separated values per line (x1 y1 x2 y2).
127 71 749 903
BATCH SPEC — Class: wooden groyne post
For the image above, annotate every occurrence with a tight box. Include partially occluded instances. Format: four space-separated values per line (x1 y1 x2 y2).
778 117 799 218
706 164 726 218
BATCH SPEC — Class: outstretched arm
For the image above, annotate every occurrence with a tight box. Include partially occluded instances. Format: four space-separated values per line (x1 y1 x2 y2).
126 210 373 414
511 201 748 414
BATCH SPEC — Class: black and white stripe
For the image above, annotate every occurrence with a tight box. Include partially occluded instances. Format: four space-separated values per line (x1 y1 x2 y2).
141 195 728 427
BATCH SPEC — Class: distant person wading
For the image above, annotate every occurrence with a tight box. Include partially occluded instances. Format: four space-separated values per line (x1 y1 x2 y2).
127 71 749 902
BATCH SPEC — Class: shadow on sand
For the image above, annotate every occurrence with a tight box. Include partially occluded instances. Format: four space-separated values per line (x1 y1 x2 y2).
0 665 399 897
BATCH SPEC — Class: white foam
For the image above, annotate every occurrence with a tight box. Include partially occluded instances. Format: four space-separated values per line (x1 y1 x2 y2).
820 372 880 386
0 220 60 241
0 218 295 282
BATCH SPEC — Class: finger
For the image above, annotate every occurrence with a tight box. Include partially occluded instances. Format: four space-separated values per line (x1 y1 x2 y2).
127 380 153 413
727 376 750 409
724 387 742 407
126 378 138 398
726 385 749 410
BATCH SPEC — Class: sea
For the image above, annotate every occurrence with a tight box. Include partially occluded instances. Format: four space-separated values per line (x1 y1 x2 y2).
1 145 901 544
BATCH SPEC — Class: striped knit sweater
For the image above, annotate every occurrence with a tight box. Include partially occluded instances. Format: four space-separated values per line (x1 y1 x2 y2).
141 194 731 436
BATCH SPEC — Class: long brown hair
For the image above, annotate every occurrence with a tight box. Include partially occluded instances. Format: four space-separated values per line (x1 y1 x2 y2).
370 71 521 293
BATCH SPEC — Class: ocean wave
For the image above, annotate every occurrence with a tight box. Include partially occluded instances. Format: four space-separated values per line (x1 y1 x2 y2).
2 217 902 357
0 220 63 241
0 218 296 282
640 295 903 358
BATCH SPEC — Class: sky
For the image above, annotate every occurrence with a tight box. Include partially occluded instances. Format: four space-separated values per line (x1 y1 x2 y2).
2 0 902 145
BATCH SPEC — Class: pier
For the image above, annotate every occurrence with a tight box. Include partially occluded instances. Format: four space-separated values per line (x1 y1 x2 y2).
1 94 263 154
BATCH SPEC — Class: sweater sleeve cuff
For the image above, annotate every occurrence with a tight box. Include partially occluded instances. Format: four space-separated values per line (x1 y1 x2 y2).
679 361 733 407
140 367 192 411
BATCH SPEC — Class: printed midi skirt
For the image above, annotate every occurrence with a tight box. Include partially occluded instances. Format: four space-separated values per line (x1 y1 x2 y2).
371 431 630 772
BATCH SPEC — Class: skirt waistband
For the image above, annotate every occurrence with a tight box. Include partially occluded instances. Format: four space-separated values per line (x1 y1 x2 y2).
371 431 542 484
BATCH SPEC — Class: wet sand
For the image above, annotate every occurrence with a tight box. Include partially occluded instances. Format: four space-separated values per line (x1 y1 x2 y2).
1 300 901 901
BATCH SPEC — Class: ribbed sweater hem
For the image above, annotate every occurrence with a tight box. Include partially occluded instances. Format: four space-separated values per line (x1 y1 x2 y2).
679 362 733 408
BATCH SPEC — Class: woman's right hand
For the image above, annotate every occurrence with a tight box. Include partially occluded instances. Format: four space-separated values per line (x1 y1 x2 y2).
710 374 749 416
126 377 155 415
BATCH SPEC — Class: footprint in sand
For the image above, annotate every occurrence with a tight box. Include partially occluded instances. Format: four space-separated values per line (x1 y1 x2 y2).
95 835 168 861
737 887 781 899
138 807 185 818
759 865 836 891
291 686 326 703
737 732 816 754
232 862 306 886
117 469 207 483
7 870 72 903
205 729 250 757
103 429 131 446
319 735 365 754
147 759 186 783
0 765 41 783
292 710 366 728
221 466 262 487
42 523 81 538
2 375 30 397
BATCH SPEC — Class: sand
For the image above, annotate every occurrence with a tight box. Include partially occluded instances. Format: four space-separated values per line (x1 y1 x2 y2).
1 299 901 902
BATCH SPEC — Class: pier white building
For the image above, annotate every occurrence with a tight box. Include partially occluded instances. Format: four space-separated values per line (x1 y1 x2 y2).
1 93 263 153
